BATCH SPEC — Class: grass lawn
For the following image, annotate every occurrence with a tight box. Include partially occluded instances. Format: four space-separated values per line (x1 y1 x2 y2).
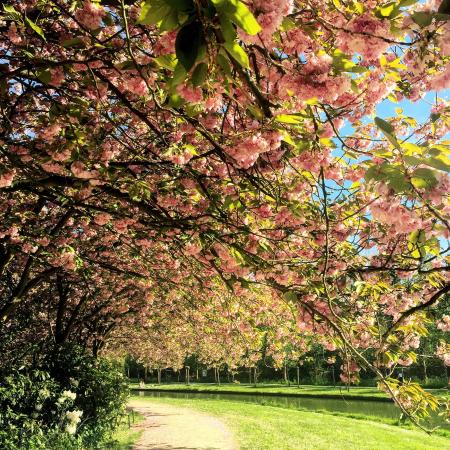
129 382 448 401
130 396 450 450
101 411 144 449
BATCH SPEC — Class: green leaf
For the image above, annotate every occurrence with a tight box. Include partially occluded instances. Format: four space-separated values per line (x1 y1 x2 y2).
169 62 187 88
374 117 399 149
154 54 178 70
216 52 232 76
283 291 297 302
399 0 418 6
219 16 237 43
411 11 433 27
275 114 304 125
223 41 249 69
62 38 85 48
37 70 51 84
25 17 46 40
191 62 208 86
212 0 261 35
411 168 438 189
3 4 21 20
403 155 421 166
365 162 410 193
168 93 185 108
378 3 396 17
139 0 169 24
408 230 426 259
424 156 450 173
175 21 203 71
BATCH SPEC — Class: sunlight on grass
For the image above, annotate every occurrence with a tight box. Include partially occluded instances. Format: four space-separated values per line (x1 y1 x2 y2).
130 396 450 450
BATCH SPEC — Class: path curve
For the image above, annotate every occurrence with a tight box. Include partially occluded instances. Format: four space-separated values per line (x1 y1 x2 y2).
128 399 237 450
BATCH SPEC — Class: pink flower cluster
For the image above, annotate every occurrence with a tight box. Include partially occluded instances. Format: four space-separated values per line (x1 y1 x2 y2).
370 199 422 233
154 31 177 56
0 171 15 188
437 315 450 333
337 14 391 61
243 0 293 43
177 84 203 104
40 124 61 142
75 1 105 30
225 131 282 169
436 341 450 366
49 67 65 87
93 213 112 226
50 250 77 271
120 76 148 96
339 360 360 384
71 161 99 179
7 23 22 45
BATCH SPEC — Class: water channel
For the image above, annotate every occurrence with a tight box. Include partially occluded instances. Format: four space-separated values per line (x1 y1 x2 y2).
133 389 448 429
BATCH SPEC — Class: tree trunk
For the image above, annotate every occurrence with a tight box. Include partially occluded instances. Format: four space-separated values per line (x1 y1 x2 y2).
297 366 300 388
422 357 428 383
249 367 252 385
157 368 161 385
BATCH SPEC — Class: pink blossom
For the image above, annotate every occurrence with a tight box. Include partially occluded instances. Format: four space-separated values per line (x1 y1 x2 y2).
7 23 22 45
49 67 65 87
337 14 391 61
120 76 148 96
75 1 105 30
71 161 99 179
177 84 203 104
0 171 15 188
40 124 61 142
94 213 112 226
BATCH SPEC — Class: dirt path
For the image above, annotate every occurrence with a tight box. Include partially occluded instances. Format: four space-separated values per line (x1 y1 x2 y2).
128 399 238 450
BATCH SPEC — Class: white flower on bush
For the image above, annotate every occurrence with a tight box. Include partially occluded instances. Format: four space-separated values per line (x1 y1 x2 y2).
38 388 50 398
69 378 79 387
64 409 83 435
57 389 77 404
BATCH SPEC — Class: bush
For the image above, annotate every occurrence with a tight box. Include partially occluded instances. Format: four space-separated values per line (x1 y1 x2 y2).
0 345 129 450
44 344 129 449
0 370 80 450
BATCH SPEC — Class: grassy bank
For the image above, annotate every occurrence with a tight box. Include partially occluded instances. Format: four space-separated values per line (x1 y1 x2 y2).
129 396 449 450
101 411 144 449
129 382 448 401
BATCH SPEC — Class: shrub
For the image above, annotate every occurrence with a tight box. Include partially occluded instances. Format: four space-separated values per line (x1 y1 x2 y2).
0 345 128 449
0 370 80 450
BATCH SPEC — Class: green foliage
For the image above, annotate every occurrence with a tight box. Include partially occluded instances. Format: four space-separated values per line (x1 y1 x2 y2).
0 346 129 450
211 0 261 35
44 344 129 449
0 370 79 450
175 21 203 71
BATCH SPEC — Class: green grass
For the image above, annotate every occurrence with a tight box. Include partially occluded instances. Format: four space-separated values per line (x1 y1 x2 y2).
129 382 448 401
100 411 144 449
130 396 450 450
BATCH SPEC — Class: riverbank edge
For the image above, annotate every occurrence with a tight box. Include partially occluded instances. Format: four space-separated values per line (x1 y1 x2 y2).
130 387 395 402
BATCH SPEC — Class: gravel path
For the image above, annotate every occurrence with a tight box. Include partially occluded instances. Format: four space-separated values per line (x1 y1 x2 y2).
128 399 237 450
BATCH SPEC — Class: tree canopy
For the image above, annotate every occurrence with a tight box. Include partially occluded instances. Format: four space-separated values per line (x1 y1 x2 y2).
0 0 449 431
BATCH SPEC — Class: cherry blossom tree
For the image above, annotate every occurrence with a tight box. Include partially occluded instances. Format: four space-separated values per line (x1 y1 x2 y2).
1 0 449 431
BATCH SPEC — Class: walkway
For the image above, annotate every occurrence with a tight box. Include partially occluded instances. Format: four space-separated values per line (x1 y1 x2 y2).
128 399 237 450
